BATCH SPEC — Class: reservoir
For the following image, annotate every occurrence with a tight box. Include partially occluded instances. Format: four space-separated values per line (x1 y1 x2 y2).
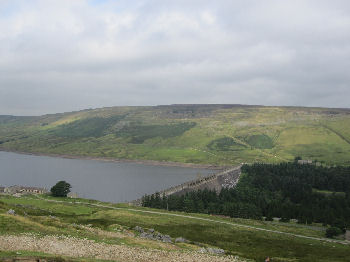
0 151 213 203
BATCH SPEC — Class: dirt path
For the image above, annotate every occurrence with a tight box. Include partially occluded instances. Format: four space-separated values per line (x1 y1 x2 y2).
36 196 350 246
0 234 244 262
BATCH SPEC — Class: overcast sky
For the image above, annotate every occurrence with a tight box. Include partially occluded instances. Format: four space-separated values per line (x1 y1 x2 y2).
1 0 350 115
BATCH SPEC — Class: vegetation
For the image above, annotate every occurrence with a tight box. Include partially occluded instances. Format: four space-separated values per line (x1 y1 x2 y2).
1 194 350 261
50 181 71 197
1 105 350 165
143 163 350 238
116 122 196 144
207 137 246 151
245 134 274 149
51 116 124 138
326 227 343 238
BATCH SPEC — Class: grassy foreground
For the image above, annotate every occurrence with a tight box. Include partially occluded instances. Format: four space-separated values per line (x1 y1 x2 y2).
1 105 350 166
0 194 349 262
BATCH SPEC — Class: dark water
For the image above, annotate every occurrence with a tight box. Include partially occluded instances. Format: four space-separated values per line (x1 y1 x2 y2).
0 151 213 203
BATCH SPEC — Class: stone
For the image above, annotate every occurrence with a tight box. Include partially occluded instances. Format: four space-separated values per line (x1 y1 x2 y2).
198 248 207 253
161 235 172 243
134 226 144 233
175 237 188 243
207 247 225 255
7 209 15 215
139 229 173 243
139 232 148 238
140 232 155 240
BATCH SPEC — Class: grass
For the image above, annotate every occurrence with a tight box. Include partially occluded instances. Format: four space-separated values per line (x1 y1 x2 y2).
1 105 350 166
207 137 247 151
51 116 124 138
116 122 196 144
0 195 349 262
245 134 274 149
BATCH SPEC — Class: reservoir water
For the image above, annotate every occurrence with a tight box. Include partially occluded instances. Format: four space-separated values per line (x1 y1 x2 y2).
0 151 213 203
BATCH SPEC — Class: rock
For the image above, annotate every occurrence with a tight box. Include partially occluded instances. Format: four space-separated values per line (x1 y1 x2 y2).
162 239 172 243
207 247 225 255
7 209 15 215
140 232 155 240
139 232 147 238
139 229 173 243
198 248 207 253
175 237 189 243
161 235 172 243
134 226 144 233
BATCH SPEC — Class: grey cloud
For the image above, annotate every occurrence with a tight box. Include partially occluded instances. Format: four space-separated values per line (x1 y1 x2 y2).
0 0 350 115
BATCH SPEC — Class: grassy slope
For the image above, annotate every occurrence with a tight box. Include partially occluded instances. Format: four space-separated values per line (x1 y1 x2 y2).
0 194 349 262
1 105 350 166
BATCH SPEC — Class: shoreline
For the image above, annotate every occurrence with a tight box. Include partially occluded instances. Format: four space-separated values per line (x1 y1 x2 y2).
0 149 224 170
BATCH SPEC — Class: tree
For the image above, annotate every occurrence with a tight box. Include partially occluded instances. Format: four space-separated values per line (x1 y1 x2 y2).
50 181 71 197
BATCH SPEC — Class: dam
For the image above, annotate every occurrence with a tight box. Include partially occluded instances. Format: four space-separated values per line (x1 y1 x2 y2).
132 165 242 205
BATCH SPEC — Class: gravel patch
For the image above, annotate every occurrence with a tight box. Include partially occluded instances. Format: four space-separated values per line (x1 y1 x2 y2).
0 234 245 262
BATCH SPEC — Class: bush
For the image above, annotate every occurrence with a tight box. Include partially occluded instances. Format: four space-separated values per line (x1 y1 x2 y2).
326 227 343 238
51 181 71 197
280 217 290 223
331 219 347 233
265 215 273 221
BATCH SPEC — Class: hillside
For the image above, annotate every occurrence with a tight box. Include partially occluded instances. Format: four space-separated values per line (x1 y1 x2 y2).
1 194 349 262
1 104 350 166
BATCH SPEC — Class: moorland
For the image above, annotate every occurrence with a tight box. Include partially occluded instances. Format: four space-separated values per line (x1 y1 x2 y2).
1 104 350 166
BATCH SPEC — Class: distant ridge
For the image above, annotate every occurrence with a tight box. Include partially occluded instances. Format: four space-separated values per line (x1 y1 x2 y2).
1 104 350 166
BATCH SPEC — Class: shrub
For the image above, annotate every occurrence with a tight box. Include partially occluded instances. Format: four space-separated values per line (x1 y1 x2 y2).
326 227 342 238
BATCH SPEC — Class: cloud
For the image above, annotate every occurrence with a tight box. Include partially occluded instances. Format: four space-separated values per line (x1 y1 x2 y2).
0 0 350 115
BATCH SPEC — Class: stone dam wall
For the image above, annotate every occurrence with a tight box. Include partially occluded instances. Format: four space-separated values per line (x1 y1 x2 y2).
131 165 242 205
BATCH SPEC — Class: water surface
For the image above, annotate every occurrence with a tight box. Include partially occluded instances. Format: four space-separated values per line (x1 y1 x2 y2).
0 151 213 202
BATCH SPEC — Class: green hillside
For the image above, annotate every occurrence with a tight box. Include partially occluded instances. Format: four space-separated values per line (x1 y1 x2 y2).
1 194 349 262
1 104 350 166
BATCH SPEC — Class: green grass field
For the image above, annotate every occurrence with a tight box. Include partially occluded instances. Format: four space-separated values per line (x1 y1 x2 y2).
1 105 350 166
0 194 349 262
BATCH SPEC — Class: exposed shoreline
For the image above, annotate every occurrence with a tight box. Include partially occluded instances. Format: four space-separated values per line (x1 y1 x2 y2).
0 149 224 170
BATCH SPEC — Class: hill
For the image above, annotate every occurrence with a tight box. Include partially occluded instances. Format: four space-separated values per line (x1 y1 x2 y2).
1 194 349 262
1 104 350 166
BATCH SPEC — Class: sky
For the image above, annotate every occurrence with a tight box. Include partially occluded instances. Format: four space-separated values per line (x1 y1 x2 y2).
0 0 350 115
